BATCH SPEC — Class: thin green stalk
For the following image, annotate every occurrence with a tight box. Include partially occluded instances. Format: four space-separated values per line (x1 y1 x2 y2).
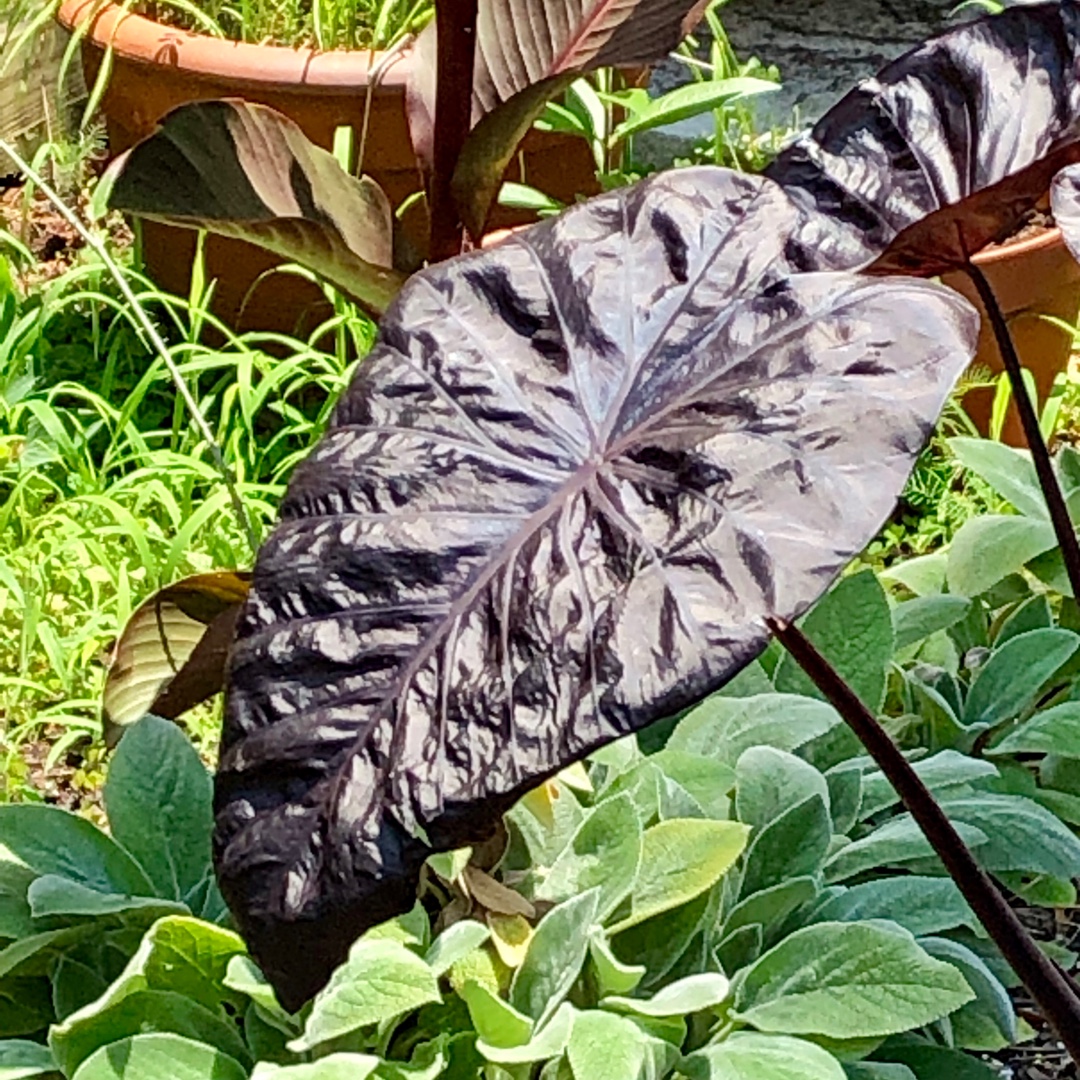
0 139 261 558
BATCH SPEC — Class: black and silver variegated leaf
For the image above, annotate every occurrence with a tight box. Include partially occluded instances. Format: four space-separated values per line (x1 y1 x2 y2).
216 166 977 1008
766 1 1080 276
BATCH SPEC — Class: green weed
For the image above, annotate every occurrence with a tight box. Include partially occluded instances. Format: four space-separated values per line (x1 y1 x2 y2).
0 228 376 787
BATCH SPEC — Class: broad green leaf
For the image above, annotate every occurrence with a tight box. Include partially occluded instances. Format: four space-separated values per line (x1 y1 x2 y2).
658 776 710 820
0 867 35 943
50 917 248 1075
824 816 988 882
962 629 1079 726
70 1033 246 1080
535 793 641 919
611 820 748 933
602 972 729 1017
670 695 841 765
947 437 1046 518
0 1040 56 1079
427 847 472 885
807 878 977 937
588 934 644 996
0 805 152 897
511 889 599 1026
933 793 1080 879
995 594 1053 645
424 920 491 978
681 1033 845 1080
740 796 832 898
844 1066 916 1080
373 1034 449 1080
722 877 819 942
26 876 186 921
612 78 779 140
106 103 404 316
101 574 250 741
999 870 1076 907
51 989 251 1076
918 937 1015 1044
0 927 98 980
460 980 534 1048
859 751 998 819
610 891 711 988
892 595 971 652
1037 787 1080 826
736 748 829 829
364 903 430 949
506 779 585 870
774 571 893 711
648 751 735 819
990 701 1080 757
476 1002 574 1065
223 956 291 1024
103 715 215 906
0 978 53 1039
717 661 775 698
877 1040 1001 1079
946 516 1056 597
250 1055 381 1080
448 942 502 998
825 763 863 835
291 939 440 1051
566 1009 669 1080
733 922 973 1038
880 552 947 597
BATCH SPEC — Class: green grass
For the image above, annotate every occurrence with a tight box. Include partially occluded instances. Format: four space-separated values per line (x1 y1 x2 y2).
0 231 377 793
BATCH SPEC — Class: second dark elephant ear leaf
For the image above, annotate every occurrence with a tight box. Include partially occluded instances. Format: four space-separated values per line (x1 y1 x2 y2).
104 100 407 316
765 1 1080 275
215 165 978 1010
104 571 251 747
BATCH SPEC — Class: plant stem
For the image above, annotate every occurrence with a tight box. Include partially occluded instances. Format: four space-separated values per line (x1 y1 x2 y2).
963 262 1080 602
768 616 1080 1065
429 0 479 262
0 139 261 558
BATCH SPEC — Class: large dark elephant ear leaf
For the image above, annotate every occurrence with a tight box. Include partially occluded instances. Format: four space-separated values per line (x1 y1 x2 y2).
105 572 251 747
104 100 406 316
765 1 1080 275
408 0 709 236
216 166 977 1010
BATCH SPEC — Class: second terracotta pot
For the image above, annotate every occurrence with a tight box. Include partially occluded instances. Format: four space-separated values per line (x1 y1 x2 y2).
943 227 1080 447
59 0 600 334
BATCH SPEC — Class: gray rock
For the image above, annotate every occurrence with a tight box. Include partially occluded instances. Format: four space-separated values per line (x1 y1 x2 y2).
637 0 965 167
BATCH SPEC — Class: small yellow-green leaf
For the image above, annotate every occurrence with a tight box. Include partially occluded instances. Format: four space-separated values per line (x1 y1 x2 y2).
289 940 440 1051
610 819 749 933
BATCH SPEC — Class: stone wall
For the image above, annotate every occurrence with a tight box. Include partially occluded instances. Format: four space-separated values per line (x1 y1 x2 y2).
722 0 961 127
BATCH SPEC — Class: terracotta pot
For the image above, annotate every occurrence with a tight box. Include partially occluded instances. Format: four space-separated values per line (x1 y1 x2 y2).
942 227 1080 447
57 0 600 334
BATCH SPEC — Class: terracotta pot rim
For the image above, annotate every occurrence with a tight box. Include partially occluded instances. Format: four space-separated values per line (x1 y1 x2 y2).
971 223 1064 266
56 0 414 88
